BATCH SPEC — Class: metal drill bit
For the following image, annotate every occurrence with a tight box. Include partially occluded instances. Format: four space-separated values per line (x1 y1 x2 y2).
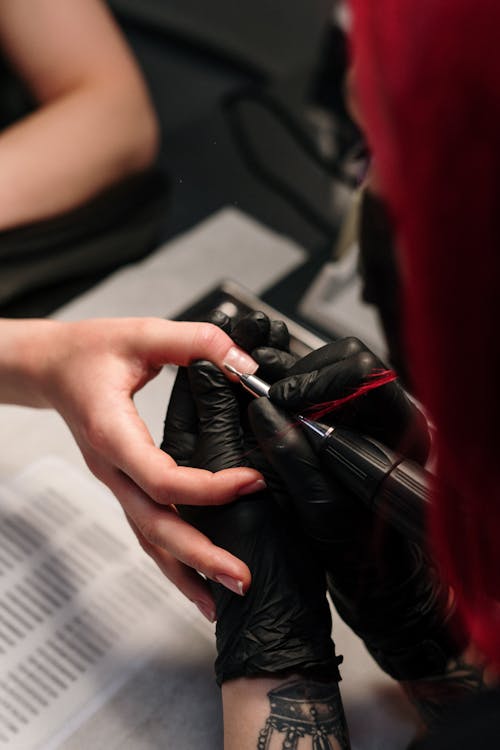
225 365 333 444
224 363 242 378
224 363 271 398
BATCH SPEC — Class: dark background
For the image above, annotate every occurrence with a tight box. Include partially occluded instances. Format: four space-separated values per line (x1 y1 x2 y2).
1 0 356 320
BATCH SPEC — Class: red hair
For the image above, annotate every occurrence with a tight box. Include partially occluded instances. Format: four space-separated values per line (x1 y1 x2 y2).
350 0 500 665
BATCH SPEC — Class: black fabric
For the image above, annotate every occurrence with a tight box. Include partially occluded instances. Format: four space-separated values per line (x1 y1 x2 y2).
0 169 169 316
415 688 500 749
110 0 331 79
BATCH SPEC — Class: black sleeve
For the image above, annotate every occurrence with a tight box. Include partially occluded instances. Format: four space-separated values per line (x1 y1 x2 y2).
414 688 500 750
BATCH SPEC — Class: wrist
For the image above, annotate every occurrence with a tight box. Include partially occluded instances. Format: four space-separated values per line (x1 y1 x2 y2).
0 318 66 407
222 674 350 750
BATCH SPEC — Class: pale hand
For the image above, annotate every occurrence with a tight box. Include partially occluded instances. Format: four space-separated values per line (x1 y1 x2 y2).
0 317 263 619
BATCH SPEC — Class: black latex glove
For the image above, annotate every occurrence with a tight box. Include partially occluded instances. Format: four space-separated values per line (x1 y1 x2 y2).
255 335 429 462
249 337 464 681
161 312 340 686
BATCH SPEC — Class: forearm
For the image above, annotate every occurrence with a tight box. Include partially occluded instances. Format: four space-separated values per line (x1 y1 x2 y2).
0 83 158 230
0 318 61 406
222 674 350 750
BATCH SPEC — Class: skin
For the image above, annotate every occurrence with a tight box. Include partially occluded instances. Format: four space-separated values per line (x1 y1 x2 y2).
0 317 263 618
223 675 350 750
0 0 159 230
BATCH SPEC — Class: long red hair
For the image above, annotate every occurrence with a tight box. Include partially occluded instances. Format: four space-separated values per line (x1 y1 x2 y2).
350 0 500 665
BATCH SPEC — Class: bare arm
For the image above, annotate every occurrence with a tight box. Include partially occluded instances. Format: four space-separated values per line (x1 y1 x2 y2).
0 0 159 230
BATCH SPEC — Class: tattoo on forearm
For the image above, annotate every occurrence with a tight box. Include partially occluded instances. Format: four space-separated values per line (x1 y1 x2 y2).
257 679 351 750
403 657 486 725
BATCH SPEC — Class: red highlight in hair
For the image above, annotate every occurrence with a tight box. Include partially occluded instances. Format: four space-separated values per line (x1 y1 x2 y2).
303 369 397 422
240 369 397 463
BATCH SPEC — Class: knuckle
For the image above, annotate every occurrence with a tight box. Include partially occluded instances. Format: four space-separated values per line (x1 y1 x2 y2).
81 415 108 453
269 320 290 348
138 516 165 549
154 557 182 589
342 336 365 357
205 309 231 331
181 549 206 574
86 459 106 483
149 481 174 506
274 433 301 463
130 316 154 340
194 322 227 353
205 554 230 583
136 521 156 546
353 349 379 379
134 532 152 555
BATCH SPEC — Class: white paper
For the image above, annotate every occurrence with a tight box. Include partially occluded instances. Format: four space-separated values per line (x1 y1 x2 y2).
0 458 213 750
54 207 305 322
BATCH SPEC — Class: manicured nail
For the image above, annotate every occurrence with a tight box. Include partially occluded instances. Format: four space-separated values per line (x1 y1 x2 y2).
194 601 216 623
215 575 245 596
237 479 267 496
223 347 258 376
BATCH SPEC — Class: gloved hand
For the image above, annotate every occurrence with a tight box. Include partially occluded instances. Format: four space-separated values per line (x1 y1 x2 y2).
161 311 340 686
248 335 465 687
253 334 430 463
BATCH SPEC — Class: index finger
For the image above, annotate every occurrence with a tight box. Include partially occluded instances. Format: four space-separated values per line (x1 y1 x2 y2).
105 469 252 592
135 319 258 379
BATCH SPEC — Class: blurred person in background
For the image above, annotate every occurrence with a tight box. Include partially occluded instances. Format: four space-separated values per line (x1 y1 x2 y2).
0 0 169 316
0 0 158 230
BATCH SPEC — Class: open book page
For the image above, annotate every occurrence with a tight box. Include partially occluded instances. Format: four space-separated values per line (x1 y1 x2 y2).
0 457 217 750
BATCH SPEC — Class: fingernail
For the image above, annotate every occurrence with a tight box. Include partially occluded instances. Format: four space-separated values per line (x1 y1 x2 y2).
237 479 266 496
194 600 216 623
215 574 245 596
223 346 258 376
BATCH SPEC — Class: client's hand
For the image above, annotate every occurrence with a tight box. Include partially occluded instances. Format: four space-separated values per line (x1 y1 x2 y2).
161 312 340 685
3 317 262 612
249 336 472 722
